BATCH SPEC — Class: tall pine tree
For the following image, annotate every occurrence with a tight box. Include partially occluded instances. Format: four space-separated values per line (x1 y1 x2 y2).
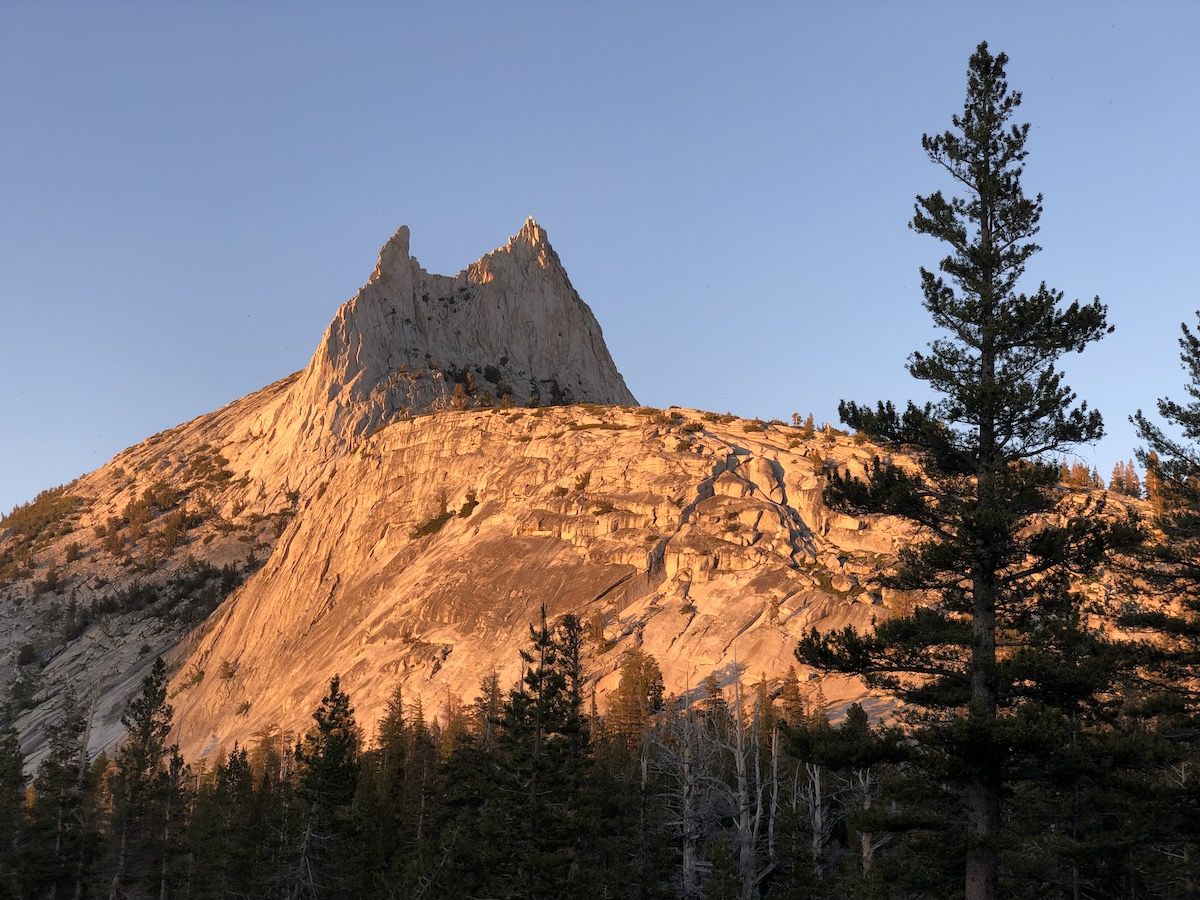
796 42 1122 900
0 717 24 900
1133 310 1200 643
106 657 175 900
290 674 360 900
1129 312 1200 889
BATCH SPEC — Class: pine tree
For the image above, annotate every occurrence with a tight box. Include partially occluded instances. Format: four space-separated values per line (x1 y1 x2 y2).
782 702 905 892
416 678 510 899
778 666 806 726
438 695 470 758
484 607 593 897
471 671 504 752
190 744 259 900
1134 314 1200 607
401 698 436 846
254 731 302 895
607 647 665 750
1128 312 1200 890
376 682 406 767
796 43 1126 900
1145 449 1165 513
157 747 191 898
28 695 97 900
1109 459 1144 499
1111 461 1129 496
1068 460 1090 487
1125 459 1143 499
107 657 175 899
0 717 25 900
296 676 359 818
289 674 360 899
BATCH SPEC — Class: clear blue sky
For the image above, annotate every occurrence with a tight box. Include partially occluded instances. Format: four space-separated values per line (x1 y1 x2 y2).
2 2 1197 513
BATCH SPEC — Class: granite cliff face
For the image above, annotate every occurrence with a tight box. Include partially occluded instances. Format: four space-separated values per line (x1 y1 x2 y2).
170 406 901 759
1 220 894 765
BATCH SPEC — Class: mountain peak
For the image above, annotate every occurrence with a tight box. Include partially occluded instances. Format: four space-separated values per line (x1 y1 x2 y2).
514 216 545 245
370 224 412 285
275 220 635 469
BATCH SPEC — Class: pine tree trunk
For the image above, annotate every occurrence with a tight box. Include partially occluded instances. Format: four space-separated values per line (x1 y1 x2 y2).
108 824 128 900
71 738 90 900
805 763 828 875
416 761 427 843
964 578 1000 900
857 770 877 875
49 788 65 900
639 743 650 900
71 796 88 900
767 727 779 864
966 301 1001 900
731 680 757 900
679 725 700 900
159 781 173 900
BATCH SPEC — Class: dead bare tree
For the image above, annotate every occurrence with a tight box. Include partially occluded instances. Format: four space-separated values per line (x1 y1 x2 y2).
767 725 781 867
710 677 782 899
799 759 841 877
844 765 890 876
652 699 722 899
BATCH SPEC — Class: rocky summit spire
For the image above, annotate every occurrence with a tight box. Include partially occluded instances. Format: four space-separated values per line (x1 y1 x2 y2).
514 216 545 245
370 224 412 284
245 220 636 491
334 217 635 413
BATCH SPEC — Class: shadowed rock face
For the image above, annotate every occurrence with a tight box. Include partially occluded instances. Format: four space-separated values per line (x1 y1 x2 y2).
1 221 893 766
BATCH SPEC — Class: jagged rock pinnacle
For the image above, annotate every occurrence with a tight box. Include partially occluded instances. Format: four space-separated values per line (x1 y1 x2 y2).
371 224 412 283
515 216 545 245
240 220 636 495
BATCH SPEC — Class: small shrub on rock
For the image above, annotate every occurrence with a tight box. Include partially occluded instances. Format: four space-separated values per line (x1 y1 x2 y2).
411 508 454 539
458 492 479 518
